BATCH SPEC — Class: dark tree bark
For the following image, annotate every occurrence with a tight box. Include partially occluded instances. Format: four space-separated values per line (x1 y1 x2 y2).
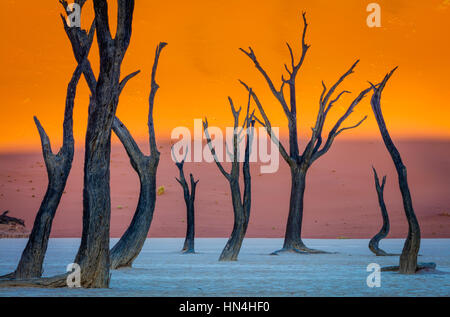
110 43 166 268
240 13 369 254
72 0 135 288
0 0 136 288
203 91 255 261
61 2 165 270
172 148 199 254
368 167 397 256
370 68 434 274
0 25 94 280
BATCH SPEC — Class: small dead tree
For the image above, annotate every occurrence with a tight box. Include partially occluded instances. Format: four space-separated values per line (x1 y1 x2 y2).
172 147 199 254
0 27 94 280
370 68 435 274
203 91 255 261
240 13 369 254
368 167 397 256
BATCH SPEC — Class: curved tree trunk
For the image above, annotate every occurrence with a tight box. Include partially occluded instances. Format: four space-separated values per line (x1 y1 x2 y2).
0 45 90 280
219 182 249 261
109 118 159 269
370 68 423 274
368 167 395 256
61 2 165 271
109 42 165 269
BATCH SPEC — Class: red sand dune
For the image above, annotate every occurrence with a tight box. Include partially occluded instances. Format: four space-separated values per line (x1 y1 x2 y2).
0 139 449 239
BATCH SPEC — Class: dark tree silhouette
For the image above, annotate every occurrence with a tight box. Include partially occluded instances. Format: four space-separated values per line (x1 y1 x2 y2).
203 91 255 261
172 147 199 254
0 25 94 280
109 42 166 269
240 13 369 254
60 1 165 270
0 0 136 288
368 167 397 256
370 68 435 274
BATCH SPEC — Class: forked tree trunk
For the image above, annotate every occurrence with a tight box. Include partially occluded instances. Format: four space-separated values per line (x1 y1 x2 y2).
109 42 165 268
370 68 423 274
0 37 92 280
204 94 254 261
61 2 164 270
173 153 198 254
0 0 135 288
109 119 159 269
72 0 135 288
368 167 396 256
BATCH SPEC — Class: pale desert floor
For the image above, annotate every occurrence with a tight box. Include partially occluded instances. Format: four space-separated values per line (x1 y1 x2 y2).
0 238 449 296
0 139 449 238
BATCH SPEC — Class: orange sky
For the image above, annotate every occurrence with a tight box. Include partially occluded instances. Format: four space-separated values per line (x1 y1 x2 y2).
0 0 449 151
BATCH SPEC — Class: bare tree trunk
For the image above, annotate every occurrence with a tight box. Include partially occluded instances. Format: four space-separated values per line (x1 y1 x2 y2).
173 151 198 254
109 42 165 269
370 68 428 274
368 167 397 256
182 176 196 253
61 1 165 270
72 0 135 288
109 118 158 269
0 29 93 280
204 93 254 261
0 0 135 288
219 182 249 261
281 168 308 252
240 13 369 254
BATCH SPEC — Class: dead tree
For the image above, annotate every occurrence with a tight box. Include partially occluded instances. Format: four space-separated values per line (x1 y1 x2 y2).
368 167 397 256
172 147 199 254
0 211 25 227
203 91 255 261
0 0 136 289
240 13 369 254
370 68 435 274
61 1 165 269
69 0 136 287
0 26 94 280
109 43 166 269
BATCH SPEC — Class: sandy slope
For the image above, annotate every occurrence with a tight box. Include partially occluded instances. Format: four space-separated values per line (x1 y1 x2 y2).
0 139 449 238
0 238 449 296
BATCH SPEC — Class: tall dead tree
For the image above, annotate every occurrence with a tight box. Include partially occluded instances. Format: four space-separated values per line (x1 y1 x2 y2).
172 148 199 254
240 13 369 254
61 1 166 270
71 0 135 287
368 167 396 256
370 68 435 274
109 42 166 269
0 24 94 280
203 91 255 261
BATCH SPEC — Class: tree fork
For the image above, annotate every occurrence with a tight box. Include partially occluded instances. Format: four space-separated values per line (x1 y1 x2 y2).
370 68 435 274
368 167 398 256
172 147 199 254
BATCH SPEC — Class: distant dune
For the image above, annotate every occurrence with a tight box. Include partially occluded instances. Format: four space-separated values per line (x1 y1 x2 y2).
0 139 449 239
